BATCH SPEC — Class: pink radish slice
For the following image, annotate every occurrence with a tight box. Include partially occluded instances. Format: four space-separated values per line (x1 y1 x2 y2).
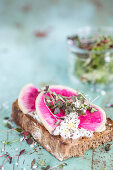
35 85 77 133
18 84 39 114
79 104 106 132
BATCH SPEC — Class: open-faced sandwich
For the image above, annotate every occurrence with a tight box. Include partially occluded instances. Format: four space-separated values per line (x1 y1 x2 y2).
11 84 113 161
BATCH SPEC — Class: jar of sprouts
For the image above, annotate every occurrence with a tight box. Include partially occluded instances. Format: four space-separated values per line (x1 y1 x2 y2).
67 27 113 84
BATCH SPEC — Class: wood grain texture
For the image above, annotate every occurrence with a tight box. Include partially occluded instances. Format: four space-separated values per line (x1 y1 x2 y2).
0 0 113 169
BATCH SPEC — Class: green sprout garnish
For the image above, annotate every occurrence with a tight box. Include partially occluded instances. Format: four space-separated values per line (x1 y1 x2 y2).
43 86 97 123
4 139 20 145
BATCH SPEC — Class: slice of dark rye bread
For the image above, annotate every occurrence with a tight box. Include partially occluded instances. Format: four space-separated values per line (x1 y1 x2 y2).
11 100 113 161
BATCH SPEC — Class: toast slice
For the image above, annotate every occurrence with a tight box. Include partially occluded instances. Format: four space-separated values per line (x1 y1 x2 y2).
11 100 113 161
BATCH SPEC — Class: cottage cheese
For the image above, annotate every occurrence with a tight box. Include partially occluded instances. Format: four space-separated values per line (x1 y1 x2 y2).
53 112 93 140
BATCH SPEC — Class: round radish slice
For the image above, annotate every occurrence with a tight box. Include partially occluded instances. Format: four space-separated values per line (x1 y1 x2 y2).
18 84 39 114
35 85 77 134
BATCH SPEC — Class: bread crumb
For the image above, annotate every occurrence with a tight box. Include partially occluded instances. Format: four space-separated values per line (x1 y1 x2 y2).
101 90 106 96
15 162 18 166
1 149 4 152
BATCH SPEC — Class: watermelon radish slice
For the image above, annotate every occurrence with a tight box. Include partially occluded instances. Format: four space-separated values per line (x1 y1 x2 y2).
18 84 39 114
35 85 77 133
78 104 106 132
35 85 106 134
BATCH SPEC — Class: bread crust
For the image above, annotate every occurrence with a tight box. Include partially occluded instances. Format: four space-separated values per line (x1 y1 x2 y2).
11 100 113 161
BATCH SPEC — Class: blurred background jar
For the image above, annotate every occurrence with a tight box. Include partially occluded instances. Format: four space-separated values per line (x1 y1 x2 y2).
67 27 113 85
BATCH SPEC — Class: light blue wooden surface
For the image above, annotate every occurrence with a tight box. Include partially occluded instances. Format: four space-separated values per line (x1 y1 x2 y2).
0 0 113 169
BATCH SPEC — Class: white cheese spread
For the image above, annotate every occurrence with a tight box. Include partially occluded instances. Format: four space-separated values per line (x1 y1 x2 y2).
53 112 93 140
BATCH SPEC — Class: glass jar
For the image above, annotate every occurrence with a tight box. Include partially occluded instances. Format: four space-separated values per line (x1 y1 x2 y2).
67 27 113 85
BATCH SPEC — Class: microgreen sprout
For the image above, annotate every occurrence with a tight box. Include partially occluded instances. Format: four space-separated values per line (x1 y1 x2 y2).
43 86 97 124
0 150 25 169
